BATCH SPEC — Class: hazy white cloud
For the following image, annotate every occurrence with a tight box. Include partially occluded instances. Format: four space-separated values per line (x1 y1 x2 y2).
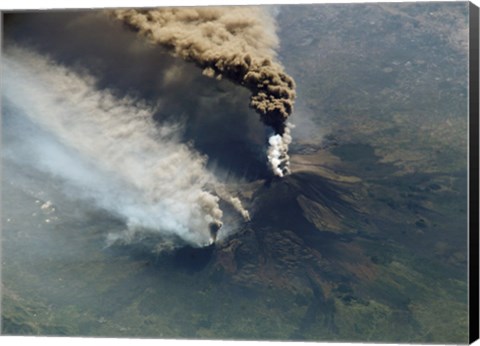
2 46 232 247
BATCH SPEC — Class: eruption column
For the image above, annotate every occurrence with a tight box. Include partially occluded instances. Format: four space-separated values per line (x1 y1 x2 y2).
111 6 296 177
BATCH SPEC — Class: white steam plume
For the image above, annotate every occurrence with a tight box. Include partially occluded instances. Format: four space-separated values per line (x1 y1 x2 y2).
2 46 245 247
267 123 293 177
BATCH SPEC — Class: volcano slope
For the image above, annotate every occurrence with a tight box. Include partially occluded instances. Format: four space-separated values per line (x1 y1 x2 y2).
2 143 468 341
84 142 466 342
201 145 467 342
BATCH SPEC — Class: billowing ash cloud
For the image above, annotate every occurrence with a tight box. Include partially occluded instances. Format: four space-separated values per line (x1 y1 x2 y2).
3 11 270 181
2 46 249 248
112 6 296 177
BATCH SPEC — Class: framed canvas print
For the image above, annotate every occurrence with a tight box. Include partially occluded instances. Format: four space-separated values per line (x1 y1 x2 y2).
1 0 479 344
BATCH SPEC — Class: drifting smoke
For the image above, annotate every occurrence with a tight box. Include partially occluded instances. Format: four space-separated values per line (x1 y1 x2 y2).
111 6 296 177
2 46 249 247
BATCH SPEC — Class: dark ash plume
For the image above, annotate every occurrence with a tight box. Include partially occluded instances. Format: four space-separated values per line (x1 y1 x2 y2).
111 6 296 176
